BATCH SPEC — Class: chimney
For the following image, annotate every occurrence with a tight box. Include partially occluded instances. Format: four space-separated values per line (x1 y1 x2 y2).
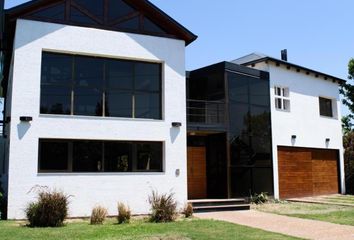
281 49 288 61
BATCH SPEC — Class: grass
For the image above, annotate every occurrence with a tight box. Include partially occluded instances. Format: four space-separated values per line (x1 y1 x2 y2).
254 202 354 226
0 218 301 240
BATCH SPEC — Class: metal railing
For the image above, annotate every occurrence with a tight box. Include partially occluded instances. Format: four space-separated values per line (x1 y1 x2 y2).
187 99 225 125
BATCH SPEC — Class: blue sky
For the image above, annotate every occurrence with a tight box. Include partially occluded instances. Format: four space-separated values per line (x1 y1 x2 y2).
4 0 354 114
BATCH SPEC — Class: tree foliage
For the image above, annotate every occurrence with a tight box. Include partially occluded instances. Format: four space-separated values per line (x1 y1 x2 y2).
340 59 354 118
341 59 354 194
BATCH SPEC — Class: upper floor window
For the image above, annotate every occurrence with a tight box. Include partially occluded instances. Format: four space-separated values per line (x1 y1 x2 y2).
319 97 333 117
274 86 290 111
40 52 162 120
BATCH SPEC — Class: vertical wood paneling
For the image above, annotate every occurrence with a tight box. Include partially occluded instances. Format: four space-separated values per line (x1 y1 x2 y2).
278 147 339 199
187 147 207 199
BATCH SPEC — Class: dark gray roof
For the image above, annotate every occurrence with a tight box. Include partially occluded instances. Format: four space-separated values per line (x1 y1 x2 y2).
232 53 346 84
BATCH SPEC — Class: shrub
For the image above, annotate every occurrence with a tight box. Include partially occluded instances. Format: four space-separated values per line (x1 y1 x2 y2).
90 206 107 225
148 191 177 223
182 203 193 218
117 202 131 224
250 192 269 205
25 187 69 227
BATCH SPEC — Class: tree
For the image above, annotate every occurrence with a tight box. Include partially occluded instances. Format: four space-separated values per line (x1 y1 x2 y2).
340 59 354 118
341 59 354 194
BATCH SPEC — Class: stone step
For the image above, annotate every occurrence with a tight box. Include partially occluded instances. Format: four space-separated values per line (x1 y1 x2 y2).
189 198 247 207
192 204 250 213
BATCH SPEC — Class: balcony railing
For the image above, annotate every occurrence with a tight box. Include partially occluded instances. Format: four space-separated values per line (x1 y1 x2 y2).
187 99 225 125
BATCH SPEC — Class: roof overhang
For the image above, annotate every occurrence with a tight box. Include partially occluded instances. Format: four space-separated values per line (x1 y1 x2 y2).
243 57 346 84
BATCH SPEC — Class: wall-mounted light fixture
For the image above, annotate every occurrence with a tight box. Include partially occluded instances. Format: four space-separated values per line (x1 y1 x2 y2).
326 138 330 143
172 122 182 128
20 116 33 122
291 135 297 140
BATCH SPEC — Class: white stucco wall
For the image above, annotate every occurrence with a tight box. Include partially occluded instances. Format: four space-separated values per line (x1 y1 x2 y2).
251 62 345 198
6 19 187 219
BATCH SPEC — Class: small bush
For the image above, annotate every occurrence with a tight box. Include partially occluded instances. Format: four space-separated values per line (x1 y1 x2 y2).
117 202 131 224
90 206 107 225
250 192 269 205
182 203 193 218
25 187 69 227
148 191 177 223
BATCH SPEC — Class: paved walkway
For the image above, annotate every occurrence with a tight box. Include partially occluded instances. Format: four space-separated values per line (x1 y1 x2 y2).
196 210 354 240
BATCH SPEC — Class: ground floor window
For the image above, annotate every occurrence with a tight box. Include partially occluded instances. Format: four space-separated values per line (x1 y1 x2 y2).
38 139 163 173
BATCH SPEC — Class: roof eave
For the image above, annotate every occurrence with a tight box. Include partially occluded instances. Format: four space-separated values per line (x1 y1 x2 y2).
242 57 346 84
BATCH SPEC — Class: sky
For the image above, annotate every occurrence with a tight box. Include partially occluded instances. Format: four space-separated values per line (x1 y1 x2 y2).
4 0 354 115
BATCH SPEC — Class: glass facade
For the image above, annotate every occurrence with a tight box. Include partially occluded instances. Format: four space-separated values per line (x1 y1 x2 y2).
187 62 273 198
228 72 273 197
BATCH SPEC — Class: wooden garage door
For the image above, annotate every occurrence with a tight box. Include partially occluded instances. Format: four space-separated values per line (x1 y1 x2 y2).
187 146 207 199
278 147 339 199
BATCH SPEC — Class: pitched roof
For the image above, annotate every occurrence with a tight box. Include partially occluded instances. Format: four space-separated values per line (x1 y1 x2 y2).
232 53 346 84
5 0 197 45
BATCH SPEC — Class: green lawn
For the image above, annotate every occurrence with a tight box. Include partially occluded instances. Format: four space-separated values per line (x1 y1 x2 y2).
254 202 354 226
0 218 301 240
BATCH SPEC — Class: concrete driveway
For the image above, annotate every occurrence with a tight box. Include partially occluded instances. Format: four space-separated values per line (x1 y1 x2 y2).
196 210 354 240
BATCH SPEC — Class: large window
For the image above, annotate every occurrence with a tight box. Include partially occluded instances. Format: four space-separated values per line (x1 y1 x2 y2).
319 97 333 117
38 139 163 173
40 52 162 119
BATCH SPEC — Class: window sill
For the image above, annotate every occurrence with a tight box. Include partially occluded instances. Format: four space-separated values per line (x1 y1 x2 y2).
37 172 165 176
319 115 338 120
275 108 290 113
39 114 165 122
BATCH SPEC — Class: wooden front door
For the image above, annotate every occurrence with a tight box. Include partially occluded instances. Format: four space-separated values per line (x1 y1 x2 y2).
187 146 207 199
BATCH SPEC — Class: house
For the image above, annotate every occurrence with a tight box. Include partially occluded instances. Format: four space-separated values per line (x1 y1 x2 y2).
0 0 346 220
185 52 345 201
0 0 196 219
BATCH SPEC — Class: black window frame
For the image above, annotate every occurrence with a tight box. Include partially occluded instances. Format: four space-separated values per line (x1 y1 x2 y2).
319 97 333 117
38 139 164 173
40 51 162 120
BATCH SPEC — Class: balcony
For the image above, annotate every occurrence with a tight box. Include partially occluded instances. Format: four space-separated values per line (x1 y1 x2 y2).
187 99 226 126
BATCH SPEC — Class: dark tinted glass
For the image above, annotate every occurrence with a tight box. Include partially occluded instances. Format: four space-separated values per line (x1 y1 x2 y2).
135 93 160 119
41 53 72 85
104 142 132 172
75 56 103 87
105 91 132 118
114 16 139 30
32 3 65 20
252 168 273 195
105 60 133 89
229 103 249 139
249 78 269 106
108 0 136 21
39 141 68 171
319 97 333 117
135 63 160 91
230 167 252 197
74 0 104 20
40 86 71 114
144 17 166 34
70 7 97 24
250 106 270 136
136 142 162 171
74 88 102 116
73 141 102 172
228 73 249 103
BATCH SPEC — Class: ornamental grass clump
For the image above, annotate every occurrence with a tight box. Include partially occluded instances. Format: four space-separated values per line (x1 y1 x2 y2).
148 191 177 223
117 202 131 224
182 203 193 218
25 187 70 227
90 206 108 225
